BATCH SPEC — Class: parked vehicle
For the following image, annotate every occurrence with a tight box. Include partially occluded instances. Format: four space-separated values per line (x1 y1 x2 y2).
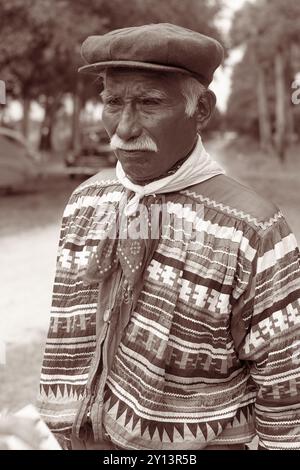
65 124 116 178
0 126 41 192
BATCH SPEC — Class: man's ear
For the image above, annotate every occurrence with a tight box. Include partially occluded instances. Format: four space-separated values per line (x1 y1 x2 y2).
195 90 216 130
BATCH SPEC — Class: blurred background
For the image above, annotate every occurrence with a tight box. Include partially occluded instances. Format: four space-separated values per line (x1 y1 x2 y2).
0 0 300 415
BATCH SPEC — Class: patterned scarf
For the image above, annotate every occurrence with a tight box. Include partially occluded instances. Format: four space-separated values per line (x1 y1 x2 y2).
84 135 225 290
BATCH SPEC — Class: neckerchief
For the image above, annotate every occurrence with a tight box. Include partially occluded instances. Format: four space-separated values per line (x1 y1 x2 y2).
84 135 225 290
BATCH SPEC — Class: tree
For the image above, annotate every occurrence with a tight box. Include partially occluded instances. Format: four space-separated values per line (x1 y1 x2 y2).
229 1 274 152
0 0 224 150
227 51 260 138
103 0 223 41
0 0 108 144
262 0 300 159
228 0 300 160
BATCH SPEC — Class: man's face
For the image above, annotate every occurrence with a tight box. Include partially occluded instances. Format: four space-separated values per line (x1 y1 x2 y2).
101 69 198 184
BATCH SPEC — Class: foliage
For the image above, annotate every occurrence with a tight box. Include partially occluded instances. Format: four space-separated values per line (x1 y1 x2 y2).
227 0 300 141
0 0 108 100
0 0 224 99
230 0 300 62
0 0 224 145
104 0 223 41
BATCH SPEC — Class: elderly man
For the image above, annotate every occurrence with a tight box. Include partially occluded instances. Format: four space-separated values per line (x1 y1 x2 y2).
38 24 300 450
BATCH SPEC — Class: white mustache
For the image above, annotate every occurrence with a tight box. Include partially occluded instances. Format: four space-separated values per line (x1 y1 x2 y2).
110 134 158 152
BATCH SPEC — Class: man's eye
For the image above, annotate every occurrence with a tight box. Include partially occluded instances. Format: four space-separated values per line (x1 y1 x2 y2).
140 99 161 105
105 98 122 106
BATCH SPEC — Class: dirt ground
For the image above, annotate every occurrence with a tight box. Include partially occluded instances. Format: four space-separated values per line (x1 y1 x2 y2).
1 136 299 419
0 174 80 409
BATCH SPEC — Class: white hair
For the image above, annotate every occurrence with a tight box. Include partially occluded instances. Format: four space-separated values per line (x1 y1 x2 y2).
99 70 206 117
178 75 206 117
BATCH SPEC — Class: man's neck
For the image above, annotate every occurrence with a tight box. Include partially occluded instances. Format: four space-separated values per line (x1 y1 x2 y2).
127 138 198 186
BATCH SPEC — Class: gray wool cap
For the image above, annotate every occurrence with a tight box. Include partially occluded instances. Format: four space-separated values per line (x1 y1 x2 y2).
79 23 224 86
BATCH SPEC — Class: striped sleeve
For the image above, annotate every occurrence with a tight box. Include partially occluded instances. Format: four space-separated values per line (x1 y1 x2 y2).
231 216 300 450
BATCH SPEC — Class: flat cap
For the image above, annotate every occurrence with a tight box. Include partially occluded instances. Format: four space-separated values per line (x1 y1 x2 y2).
79 23 224 86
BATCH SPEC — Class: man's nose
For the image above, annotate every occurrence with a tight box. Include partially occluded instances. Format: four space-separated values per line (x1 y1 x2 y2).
116 103 142 141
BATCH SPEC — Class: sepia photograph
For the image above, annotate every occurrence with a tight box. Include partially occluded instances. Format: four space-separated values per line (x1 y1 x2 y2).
0 0 300 454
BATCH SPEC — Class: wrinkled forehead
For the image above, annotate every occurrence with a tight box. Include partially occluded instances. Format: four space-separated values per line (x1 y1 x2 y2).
101 67 183 95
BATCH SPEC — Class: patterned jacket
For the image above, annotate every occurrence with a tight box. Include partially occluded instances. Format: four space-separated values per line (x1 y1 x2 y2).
38 173 300 450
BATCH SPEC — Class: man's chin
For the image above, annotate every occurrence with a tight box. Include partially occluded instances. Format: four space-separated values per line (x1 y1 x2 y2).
116 151 162 184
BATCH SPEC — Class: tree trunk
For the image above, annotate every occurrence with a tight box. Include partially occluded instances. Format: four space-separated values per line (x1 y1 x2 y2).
285 46 296 146
39 95 61 151
256 64 273 153
286 99 295 146
274 49 287 162
22 97 31 138
0 107 6 125
70 80 83 152
39 97 51 151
